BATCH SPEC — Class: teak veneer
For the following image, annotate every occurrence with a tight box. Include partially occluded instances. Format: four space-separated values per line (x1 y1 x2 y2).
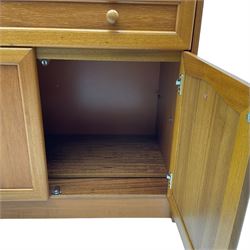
46 135 167 178
0 1 249 249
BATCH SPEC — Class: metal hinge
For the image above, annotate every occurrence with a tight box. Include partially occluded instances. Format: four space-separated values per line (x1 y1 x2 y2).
166 173 173 189
247 112 250 123
176 74 184 96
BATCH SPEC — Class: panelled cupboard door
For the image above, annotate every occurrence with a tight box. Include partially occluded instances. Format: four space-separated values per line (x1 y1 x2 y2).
168 52 249 250
0 48 48 201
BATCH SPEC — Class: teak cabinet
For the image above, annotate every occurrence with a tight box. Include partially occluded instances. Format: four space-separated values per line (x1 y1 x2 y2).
0 1 249 249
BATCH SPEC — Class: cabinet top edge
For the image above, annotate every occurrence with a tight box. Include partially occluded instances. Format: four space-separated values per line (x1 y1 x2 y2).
1 0 182 4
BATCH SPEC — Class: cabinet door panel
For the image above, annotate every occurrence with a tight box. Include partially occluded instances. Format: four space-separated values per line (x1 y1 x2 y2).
168 52 249 249
0 48 48 201
1 66 33 189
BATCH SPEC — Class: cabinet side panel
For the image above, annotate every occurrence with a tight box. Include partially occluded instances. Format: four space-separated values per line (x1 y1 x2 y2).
191 0 204 54
0 65 33 189
157 62 179 167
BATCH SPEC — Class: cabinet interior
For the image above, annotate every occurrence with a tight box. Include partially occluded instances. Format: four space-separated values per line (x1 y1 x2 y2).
37 60 180 196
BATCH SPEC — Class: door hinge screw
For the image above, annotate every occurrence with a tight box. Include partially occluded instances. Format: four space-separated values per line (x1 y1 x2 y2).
176 74 184 96
247 112 250 123
166 173 173 189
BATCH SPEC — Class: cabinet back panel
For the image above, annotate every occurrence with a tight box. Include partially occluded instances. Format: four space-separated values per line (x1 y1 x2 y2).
38 61 160 135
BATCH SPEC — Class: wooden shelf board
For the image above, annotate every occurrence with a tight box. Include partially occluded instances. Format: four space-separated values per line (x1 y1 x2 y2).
49 178 167 195
46 135 167 178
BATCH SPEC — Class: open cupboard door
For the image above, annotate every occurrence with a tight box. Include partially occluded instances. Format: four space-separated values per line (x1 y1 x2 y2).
167 52 249 249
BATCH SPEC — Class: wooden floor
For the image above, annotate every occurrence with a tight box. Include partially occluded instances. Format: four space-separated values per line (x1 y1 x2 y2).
46 135 167 178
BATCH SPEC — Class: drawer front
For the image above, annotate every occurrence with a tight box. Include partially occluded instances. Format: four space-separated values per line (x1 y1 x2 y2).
0 0 196 50
1 2 177 31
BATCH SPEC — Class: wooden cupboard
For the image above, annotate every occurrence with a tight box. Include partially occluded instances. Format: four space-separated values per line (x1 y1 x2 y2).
0 1 249 249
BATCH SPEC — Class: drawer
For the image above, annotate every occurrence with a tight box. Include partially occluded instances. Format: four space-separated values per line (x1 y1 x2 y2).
1 2 177 31
0 0 197 50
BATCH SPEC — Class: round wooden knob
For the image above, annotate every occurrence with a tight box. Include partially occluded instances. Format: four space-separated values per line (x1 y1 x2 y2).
106 9 119 24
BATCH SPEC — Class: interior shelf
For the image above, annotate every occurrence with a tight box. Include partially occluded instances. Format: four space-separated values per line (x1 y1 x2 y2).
46 135 167 178
49 178 167 195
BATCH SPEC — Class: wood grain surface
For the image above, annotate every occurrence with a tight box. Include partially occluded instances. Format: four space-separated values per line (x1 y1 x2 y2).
1 0 181 3
0 1 196 49
0 66 33 189
47 135 167 178
173 76 239 249
183 52 249 113
0 2 177 31
191 0 204 54
0 194 170 218
36 48 181 62
0 48 48 201
157 62 179 167
168 52 249 250
49 178 167 195
229 165 249 249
